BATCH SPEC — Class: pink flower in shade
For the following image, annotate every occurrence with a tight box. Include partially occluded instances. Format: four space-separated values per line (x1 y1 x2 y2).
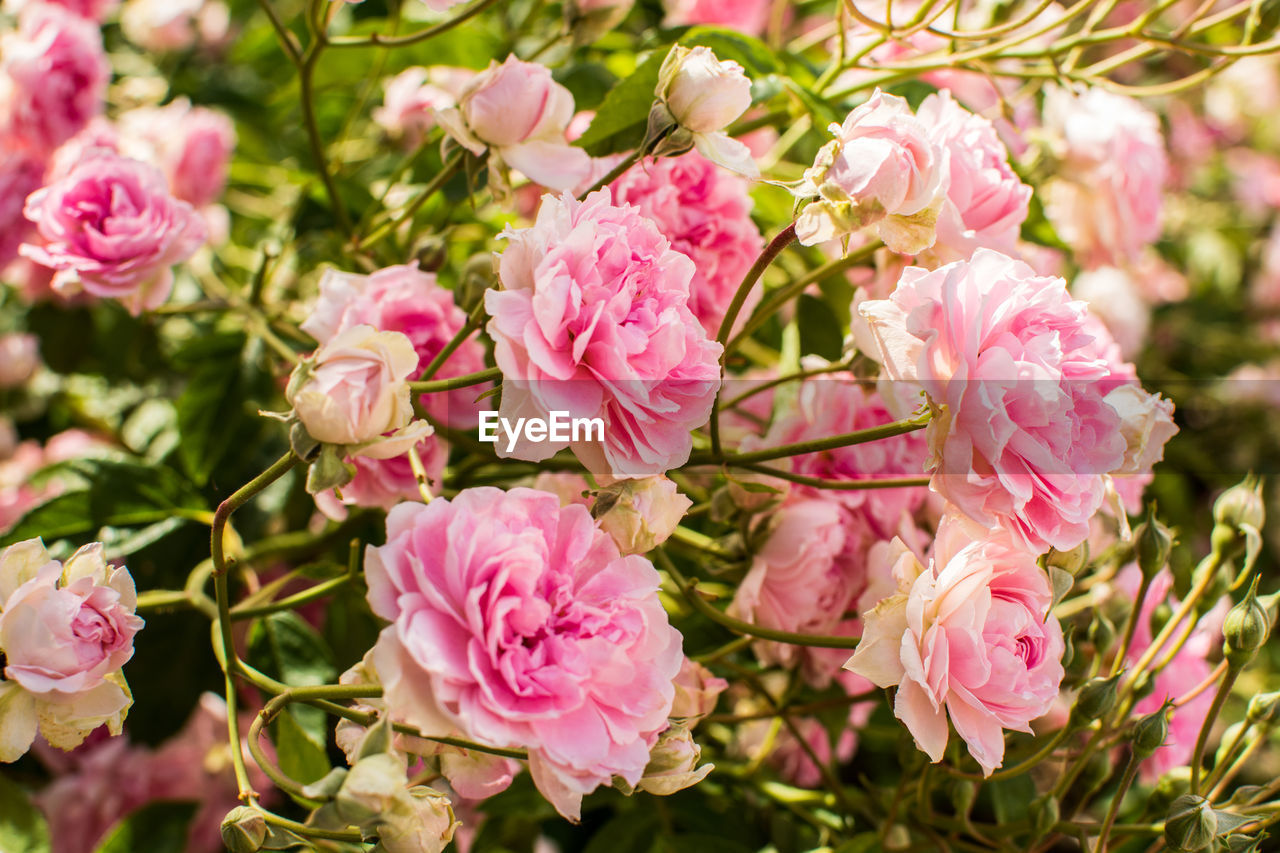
374 67 474 150
859 249 1146 553
312 434 447 522
670 657 728 722
4 0 119 22
364 488 684 820
120 0 230 53
609 152 765 337
739 372 929 541
20 150 207 314
0 136 46 269
1114 566 1227 781
435 55 591 191
0 4 109 150
486 189 722 479
1041 86 1167 269
0 333 39 388
118 99 236 208
917 90 1031 263
846 518 1066 775
662 0 771 36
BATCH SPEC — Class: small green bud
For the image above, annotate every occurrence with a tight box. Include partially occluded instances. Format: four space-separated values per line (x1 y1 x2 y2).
1071 674 1121 725
1029 794 1059 838
456 254 495 315
1164 794 1217 853
1213 476 1265 532
1223 588 1272 669
411 234 447 272
1246 690 1280 725
1132 704 1171 759
1088 611 1116 655
1151 767 1192 814
949 778 977 817
1135 507 1173 579
221 806 268 853
1150 601 1174 639
1046 541 1089 576
1130 668 1157 703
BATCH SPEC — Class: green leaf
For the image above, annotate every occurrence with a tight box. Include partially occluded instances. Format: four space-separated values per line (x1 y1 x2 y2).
831 835 886 853
796 293 845 361
94 802 197 853
988 773 1036 824
248 612 337 745
576 49 667 157
0 774 51 853
174 332 249 486
678 26 781 76
273 703 332 791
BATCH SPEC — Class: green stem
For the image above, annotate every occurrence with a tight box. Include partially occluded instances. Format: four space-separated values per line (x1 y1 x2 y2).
656 549 860 649
230 574 354 620
692 411 929 467
357 149 469 251
261 811 364 842
1190 666 1239 793
408 366 502 393
327 0 504 47
212 452 300 578
1110 572 1154 677
732 462 930 491
298 46 352 237
420 304 485 381
577 148 642 200
1097 751 1141 851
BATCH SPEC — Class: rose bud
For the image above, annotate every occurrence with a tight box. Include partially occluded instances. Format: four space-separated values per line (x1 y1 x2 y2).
631 724 713 796
670 657 729 723
1164 795 1216 853
652 46 757 176
595 476 692 555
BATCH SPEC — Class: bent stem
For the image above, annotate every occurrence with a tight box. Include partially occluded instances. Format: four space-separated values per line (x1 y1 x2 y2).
357 149 470 251
409 366 502 393
577 148 642 200
1096 750 1141 851
1190 665 1239 793
327 0 503 48
694 411 930 467
733 462 930 491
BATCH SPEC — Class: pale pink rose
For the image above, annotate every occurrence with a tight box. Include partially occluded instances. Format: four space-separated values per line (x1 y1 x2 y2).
4 0 119 21
846 522 1065 775
0 441 54 534
1105 383 1177 513
797 89 947 254
120 0 230 52
738 372 928 541
312 434 447 521
859 249 1140 553
288 325 427 455
670 658 728 722
0 539 144 760
364 488 684 820
0 4 108 150
118 99 236 208
0 332 39 387
435 56 591 191
34 735 154 853
729 498 857 677
1072 267 1150 359
662 0 770 36
1042 86 1167 268
44 118 119 182
610 152 765 337
917 90 1031 262
486 189 722 478
530 471 593 508
374 67 473 150
21 150 207 315
1114 566 1226 781
420 0 467 10
656 46 757 176
301 264 488 429
0 135 46 269
596 476 692 555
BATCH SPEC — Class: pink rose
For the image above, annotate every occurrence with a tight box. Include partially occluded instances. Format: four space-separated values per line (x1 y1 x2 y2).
846 520 1065 775
860 249 1142 553
287 325 428 455
797 89 947 254
610 152 765 337
373 66 473 150
4 0 119 22
364 488 684 820
20 150 207 314
595 476 692 555
1042 86 1167 268
435 56 591 191
530 471 593 508
670 657 728 722
120 0 230 52
0 539 144 760
0 136 46 269
312 434 447 521
487 189 722 478
917 90 1031 262
1072 267 1150 359
119 99 236 207
0 4 109 149
662 0 771 36
0 332 39 388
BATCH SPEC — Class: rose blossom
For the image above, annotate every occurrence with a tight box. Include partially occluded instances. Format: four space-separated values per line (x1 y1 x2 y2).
846 519 1065 775
4 0 119 21
796 89 947 254
1041 86 1167 268
373 67 473 150
20 150 207 314
435 55 591 191
0 136 46 269
610 152 765 336
655 46 758 176
118 99 236 207
486 189 722 478
120 0 230 53
364 488 684 820
0 538 144 761
0 4 109 150
858 249 1168 553
917 90 1031 262
595 476 692 555
670 657 728 722
287 325 430 456
662 0 770 36
0 332 39 388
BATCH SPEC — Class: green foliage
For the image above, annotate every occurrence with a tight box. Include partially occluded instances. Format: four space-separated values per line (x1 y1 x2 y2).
93 802 197 853
0 775 51 853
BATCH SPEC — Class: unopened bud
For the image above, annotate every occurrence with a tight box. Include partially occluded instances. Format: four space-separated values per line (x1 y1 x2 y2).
1132 705 1171 759
411 234 447 272
1164 795 1217 852
1088 611 1116 655
1046 541 1089 576
1071 674 1121 725
457 254 495 315
1247 690 1280 725
1150 602 1174 639
221 806 268 853
1213 475 1264 532
1151 767 1191 814
949 779 977 817
1135 507 1173 579
1224 587 1271 669
634 724 713 796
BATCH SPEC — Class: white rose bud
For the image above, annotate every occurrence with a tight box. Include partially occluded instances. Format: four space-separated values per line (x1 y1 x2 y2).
653 46 758 177
1104 384 1178 477
635 724 713 796
595 476 692 555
